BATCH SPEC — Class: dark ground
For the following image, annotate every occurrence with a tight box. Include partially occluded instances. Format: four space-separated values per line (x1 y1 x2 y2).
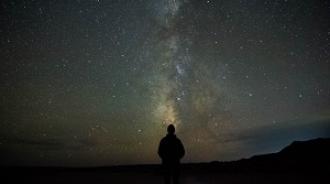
1 138 329 184
0 165 328 184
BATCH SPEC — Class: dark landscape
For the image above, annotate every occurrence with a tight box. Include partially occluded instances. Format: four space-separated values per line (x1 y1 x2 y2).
2 138 329 184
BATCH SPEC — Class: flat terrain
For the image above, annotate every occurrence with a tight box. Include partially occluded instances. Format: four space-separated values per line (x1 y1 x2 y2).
1 166 328 184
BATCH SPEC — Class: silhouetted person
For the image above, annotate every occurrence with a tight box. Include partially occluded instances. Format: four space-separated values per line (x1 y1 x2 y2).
158 124 185 184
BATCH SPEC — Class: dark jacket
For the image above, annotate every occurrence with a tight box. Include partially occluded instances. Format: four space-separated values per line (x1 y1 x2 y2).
158 134 185 165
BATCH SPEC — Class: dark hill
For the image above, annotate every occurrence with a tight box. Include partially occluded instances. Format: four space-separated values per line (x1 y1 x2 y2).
205 137 330 172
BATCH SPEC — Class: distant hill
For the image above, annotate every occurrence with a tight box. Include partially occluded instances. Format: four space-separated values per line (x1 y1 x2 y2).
204 137 330 172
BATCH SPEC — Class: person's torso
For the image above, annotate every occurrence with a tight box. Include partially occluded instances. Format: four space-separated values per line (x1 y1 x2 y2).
161 135 182 163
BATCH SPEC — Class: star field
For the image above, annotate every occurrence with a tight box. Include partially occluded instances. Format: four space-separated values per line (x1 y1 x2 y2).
0 0 330 166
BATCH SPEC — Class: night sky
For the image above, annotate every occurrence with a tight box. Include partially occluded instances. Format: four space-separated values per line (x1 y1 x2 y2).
1 0 330 166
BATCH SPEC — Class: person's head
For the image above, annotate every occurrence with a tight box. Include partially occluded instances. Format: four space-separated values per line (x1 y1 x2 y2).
167 124 175 135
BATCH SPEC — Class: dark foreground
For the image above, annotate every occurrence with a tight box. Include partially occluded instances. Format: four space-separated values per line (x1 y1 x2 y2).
1 165 329 184
1 138 330 183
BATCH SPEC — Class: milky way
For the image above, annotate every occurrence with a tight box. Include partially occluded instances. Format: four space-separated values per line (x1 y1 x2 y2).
0 0 330 166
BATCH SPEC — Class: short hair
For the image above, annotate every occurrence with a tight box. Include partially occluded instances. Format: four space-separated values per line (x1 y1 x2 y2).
167 124 175 134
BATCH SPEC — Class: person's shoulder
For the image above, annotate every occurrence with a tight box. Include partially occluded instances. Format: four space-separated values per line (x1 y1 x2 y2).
175 136 183 143
160 136 168 142
161 135 174 142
